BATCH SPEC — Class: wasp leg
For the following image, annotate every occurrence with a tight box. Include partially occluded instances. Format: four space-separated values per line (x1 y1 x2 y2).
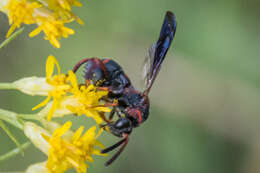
97 86 110 91
103 102 118 107
102 134 129 166
101 137 126 153
108 107 116 121
115 109 123 118
100 112 110 123
98 101 117 124
101 96 115 104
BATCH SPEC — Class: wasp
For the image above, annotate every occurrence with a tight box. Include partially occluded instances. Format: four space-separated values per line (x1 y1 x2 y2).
72 11 177 166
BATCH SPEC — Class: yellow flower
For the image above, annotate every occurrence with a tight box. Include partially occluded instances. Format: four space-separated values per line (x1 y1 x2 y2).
0 0 83 48
24 121 105 173
11 56 67 96
37 74 111 124
46 0 82 13
40 0 84 25
30 16 75 48
4 0 42 37
32 55 111 124
65 71 111 124
32 55 71 120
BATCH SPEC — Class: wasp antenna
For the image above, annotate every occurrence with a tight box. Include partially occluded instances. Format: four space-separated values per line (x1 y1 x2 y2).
101 137 126 154
104 134 129 166
73 58 91 73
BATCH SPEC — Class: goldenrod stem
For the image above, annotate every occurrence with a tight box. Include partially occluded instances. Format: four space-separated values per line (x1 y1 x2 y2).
18 114 42 121
0 120 24 156
0 109 24 130
0 27 24 49
0 83 16 90
0 141 31 162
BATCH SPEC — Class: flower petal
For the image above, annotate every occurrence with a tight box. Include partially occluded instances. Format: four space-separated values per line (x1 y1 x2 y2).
26 161 49 173
24 122 50 154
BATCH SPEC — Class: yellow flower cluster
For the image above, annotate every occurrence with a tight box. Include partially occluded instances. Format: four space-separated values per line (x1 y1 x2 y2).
18 55 113 173
0 1 112 173
0 0 83 48
25 121 105 173
65 76 111 124
43 121 105 173
4 54 113 172
31 55 111 123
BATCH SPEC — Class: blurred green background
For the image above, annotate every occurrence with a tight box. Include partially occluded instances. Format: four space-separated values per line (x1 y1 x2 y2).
1 0 260 172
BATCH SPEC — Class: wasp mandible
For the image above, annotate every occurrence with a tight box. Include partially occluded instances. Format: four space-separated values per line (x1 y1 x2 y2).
72 11 177 166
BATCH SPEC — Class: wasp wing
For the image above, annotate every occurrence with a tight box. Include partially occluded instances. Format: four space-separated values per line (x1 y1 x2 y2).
142 43 156 87
143 11 177 95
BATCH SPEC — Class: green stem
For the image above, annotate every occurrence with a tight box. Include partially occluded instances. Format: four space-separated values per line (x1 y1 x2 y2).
0 83 16 90
0 141 31 162
0 27 24 49
0 109 23 130
0 120 24 156
0 172 25 173
17 114 43 121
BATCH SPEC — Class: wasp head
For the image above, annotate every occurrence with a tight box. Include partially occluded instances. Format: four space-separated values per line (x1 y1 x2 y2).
105 117 132 137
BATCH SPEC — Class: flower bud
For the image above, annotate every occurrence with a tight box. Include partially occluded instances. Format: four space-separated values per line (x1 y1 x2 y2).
24 122 50 154
26 162 49 173
13 77 53 96
0 0 8 12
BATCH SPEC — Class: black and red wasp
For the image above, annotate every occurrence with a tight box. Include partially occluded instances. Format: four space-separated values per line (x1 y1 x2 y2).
72 11 177 166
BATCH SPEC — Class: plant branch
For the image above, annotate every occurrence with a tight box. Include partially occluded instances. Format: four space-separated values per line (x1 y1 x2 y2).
0 27 24 49
0 83 16 90
0 109 24 130
0 142 31 162
0 120 24 155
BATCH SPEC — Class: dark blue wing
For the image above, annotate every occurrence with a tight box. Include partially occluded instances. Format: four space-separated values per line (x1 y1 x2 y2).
153 11 176 69
143 11 177 95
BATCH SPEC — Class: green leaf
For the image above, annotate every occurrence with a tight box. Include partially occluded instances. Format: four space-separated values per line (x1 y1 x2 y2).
0 120 24 156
